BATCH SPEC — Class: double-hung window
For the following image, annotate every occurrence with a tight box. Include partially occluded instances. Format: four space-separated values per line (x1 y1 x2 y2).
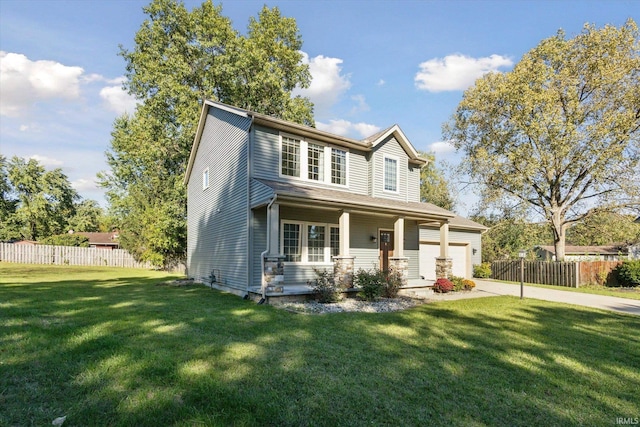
308 143 324 181
281 221 339 263
331 149 347 185
281 137 301 177
280 134 347 186
384 155 398 192
202 168 209 190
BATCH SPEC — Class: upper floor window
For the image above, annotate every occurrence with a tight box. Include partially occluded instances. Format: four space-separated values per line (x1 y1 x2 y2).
384 156 398 192
279 134 347 186
202 168 209 190
281 137 300 177
331 149 347 185
308 143 324 181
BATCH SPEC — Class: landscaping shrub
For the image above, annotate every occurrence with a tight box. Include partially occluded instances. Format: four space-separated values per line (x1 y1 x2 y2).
473 262 492 278
433 278 454 293
450 276 465 292
312 269 341 303
40 234 90 247
615 260 640 287
355 268 386 301
462 279 476 290
383 269 403 298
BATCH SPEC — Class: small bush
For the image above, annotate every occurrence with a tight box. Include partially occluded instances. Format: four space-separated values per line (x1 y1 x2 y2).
355 268 385 301
383 270 403 298
473 262 492 278
312 269 341 303
433 278 454 293
462 279 476 290
450 276 465 292
615 260 640 287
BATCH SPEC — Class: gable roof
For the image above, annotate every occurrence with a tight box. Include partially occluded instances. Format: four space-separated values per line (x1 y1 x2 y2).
184 101 428 184
361 124 423 164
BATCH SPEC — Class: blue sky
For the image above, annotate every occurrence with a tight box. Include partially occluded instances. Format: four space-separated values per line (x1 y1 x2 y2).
0 0 637 215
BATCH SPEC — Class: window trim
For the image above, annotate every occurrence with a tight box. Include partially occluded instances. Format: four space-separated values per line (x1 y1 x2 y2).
280 220 340 264
383 154 400 193
202 167 210 190
278 132 348 187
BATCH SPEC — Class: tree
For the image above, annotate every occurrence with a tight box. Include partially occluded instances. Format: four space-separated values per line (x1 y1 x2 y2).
0 156 20 240
101 0 313 267
566 211 640 246
5 156 79 240
418 151 455 211
40 233 90 247
68 200 105 232
445 20 640 260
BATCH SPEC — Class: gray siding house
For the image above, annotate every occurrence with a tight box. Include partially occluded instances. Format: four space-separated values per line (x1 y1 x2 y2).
184 101 486 299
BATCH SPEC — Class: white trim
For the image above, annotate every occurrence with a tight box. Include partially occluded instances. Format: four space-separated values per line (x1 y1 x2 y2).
202 167 210 190
281 219 340 264
278 132 349 188
383 154 400 193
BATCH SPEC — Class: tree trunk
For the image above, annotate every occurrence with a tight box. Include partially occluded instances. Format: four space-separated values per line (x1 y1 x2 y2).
551 211 567 261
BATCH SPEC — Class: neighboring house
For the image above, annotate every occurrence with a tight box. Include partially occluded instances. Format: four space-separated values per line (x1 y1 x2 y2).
535 245 628 261
74 232 120 250
184 101 487 299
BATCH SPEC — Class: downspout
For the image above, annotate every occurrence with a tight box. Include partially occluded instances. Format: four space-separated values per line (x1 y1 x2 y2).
259 195 278 304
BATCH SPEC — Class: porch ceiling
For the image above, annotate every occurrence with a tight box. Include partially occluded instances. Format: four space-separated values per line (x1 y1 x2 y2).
254 178 455 222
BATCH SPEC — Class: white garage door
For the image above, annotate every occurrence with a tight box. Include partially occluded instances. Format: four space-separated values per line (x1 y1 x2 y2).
419 243 468 280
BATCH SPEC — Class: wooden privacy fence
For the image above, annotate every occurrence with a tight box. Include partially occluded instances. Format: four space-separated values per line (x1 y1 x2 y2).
0 243 152 269
491 260 623 288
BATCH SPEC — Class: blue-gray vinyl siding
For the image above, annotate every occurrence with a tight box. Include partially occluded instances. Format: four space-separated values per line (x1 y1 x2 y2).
187 107 251 291
250 179 274 208
408 164 420 202
371 136 410 201
419 227 483 267
251 207 267 287
250 125 369 195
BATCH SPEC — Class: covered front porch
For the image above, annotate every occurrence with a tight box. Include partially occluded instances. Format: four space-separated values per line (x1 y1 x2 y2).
250 179 458 299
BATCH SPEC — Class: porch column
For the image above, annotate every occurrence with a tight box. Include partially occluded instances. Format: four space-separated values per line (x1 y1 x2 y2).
339 210 350 256
439 221 449 258
394 217 404 257
334 210 354 288
436 220 452 278
268 203 280 256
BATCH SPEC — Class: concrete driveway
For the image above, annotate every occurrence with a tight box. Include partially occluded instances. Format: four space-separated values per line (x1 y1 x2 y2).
463 279 640 316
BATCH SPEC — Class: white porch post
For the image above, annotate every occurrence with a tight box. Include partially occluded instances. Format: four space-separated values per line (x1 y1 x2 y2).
339 210 350 256
439 221 449 258
268 203 280 255
394 217 404 257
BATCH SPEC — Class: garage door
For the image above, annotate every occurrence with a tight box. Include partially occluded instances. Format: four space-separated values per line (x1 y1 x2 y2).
419 243 468 280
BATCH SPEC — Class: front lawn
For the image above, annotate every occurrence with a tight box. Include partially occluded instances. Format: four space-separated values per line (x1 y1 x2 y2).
2 263 639 426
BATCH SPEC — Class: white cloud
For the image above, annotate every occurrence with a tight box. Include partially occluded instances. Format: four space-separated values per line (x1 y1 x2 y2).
415 54 513 92
0 51 85 117
71 177 99 192
29 154 64 167
377 79 385 86
317 119 380 139
350 94 369 114
428 141 456 154
99 81 138 115
294 52 351 117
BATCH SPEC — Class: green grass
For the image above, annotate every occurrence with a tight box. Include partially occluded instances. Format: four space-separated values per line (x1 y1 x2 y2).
2 263 639 426
487 278 640 300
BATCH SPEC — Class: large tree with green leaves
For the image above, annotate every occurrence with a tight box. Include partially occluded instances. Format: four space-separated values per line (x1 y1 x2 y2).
445 20 640 260
3 156 79 241
101 0 313 266
418 151 455 211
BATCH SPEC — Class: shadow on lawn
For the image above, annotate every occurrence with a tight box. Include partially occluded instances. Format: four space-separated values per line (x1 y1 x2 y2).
2 275 639 426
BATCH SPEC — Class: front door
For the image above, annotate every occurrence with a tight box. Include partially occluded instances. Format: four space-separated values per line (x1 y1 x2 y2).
379 230 394 271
